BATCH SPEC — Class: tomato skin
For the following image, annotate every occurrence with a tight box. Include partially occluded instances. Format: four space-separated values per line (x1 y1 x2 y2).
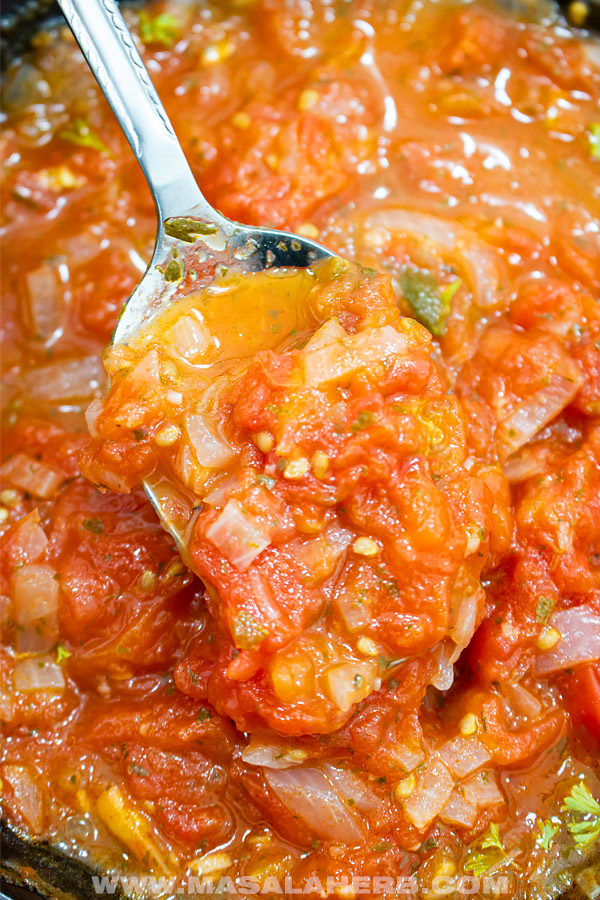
561 664 600 744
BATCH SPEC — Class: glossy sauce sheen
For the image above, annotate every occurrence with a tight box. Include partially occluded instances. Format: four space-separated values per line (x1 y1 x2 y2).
1 1 600 897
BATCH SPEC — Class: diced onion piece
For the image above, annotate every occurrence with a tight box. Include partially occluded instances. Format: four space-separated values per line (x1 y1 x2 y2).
301 325 408 386
203 475 239 507
367 209 458 251
206 500 271 571
333 591 372 634
429 642 456 691
533 606 600 675
461 770 504 810
242 733 308 769
438 736 491 779
25 264 63 341
96 785 168 872
440 788 478 829
325 660 376 712
503 447 548 484
498 370 584 460
16 616 58 654
455 240 503 309
265 767 365 844
10 511 48 563
22 355 105 402
321 763 380 811
85 398 103 438
303 318 347 353
449 591 480 654
385 736 426 774
0 453 63 499
13 656 65 693
13 564 58 623
402 756 455 830
185 414 235 468
502 682 543 719
170 315 212 361
3 765 43 833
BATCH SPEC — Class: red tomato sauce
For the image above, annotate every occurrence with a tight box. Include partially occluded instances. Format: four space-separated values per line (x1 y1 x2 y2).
1 1 600 897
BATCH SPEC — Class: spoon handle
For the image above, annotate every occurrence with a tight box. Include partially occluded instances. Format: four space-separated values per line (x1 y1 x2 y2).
57 0 229 228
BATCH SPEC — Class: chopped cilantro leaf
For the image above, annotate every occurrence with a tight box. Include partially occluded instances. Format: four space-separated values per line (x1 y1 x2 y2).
82 517 103 534
139 12 180 48
60 118 111 154
588 123 600 160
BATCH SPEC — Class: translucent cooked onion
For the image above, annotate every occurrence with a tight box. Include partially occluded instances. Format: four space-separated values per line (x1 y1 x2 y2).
22 355 105 402
321 763 380 811
365 209 503 308
13 656 65 692
533 606 600 675
13 564 58 623
449 591 480 655
185 414 235 468
461 770 504 809
303 317 347 353
402 756 455 830
440 788 478 829
503 447 548 484
25 264 63 341
265 767 365 843
502 682 543 719
3 766 43 833
367 209 458 251
325 661 377 712
170 315 213 362
438 736 492 779
15 616 58 655
11 512 48 563
205 499 271 571
301 324 408 386
85 398 103 439
429 642 456 691
498 371 584 460
242 733 308 769
332 591 372 634
0 453 63 499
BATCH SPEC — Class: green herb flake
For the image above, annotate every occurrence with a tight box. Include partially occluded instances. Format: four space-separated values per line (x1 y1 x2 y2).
562 780 600 849
351 410 375 432
588 123 600 160
256 474 276 490
82 517 104 535
464 823 506 876
60 118 111 154
128 763 150 778
400 268 449 337
536 594 555 624
163 257 185 283
372 842 392 853
164 217 218 242
139 12 180 48
196 707 213 722
536 819 559 851
56 644 71 664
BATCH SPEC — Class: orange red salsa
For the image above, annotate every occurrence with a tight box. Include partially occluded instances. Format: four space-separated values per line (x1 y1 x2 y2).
1 0 600 897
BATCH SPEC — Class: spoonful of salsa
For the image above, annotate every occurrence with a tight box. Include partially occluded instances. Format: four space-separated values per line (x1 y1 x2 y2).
65 0 506 728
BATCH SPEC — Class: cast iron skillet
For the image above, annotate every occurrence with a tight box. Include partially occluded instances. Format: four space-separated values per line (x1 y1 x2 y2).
0 0 599 898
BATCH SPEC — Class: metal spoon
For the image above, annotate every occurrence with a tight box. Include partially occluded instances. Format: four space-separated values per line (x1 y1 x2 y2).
56 0 335 546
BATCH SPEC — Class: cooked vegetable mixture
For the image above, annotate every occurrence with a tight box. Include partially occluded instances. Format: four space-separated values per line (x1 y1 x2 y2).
1 1 600 898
